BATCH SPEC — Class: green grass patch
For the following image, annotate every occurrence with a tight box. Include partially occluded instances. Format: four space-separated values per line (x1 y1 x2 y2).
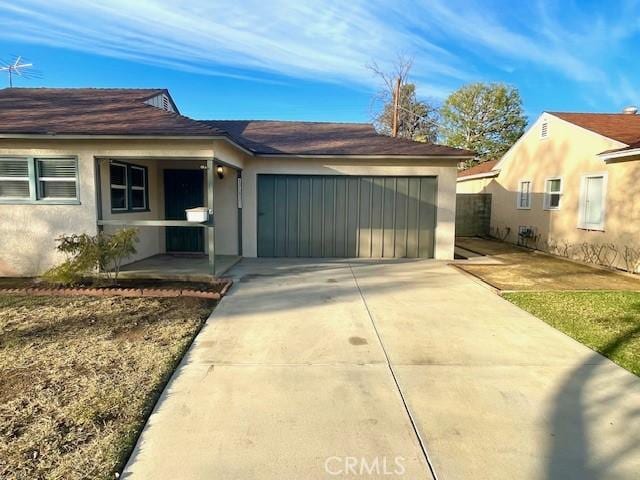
504 291 640 376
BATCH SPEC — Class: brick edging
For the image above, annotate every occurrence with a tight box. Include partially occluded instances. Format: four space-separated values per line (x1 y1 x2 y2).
0 279 233 300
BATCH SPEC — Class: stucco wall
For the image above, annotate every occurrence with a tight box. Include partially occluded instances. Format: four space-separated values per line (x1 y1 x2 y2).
240 156 458 260
488 114 640 270
0 139 216 276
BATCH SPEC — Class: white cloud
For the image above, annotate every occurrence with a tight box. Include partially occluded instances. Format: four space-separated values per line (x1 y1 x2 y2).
0 0 636 106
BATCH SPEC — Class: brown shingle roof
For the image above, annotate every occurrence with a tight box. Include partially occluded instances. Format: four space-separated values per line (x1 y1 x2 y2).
0 88 224 137
202 120 473 157
457 159 499 178
550 112 640 144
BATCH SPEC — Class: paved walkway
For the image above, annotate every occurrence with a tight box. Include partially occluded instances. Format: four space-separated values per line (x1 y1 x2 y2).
123 259 640 479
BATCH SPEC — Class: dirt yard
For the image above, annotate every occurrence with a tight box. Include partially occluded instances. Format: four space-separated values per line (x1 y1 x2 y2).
455 237 640 291
0 294 215 480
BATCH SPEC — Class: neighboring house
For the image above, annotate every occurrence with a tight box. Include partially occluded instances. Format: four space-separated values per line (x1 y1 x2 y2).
456 159 499 194
456 110 640 271
0 88 473 276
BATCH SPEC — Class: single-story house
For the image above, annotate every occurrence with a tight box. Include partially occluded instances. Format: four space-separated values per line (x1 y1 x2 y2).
456 109 640 271
0 88 473 277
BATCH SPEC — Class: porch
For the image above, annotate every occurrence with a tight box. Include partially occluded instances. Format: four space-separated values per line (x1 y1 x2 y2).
95 155 242 279
119 254 241 281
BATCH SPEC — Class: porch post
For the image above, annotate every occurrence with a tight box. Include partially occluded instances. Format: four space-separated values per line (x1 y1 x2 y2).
207 158 216 278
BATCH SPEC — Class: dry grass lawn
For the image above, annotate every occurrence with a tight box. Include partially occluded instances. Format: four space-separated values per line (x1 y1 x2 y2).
0 294 215 480
455 237 640 291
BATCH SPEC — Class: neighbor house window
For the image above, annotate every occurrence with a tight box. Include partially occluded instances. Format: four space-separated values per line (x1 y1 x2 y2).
110 161 148 212
544 177 562 210
517 180 532 209
0 157 78 203
579 173 607 230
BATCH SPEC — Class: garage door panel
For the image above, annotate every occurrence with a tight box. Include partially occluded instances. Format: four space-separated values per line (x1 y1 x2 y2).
257 175 436 258
358 178 372 258
345 177 359 257
418 177 437 258
286 177 299 257
298 177 311 257
257 175 275 257
382 177 396 257
370 177 385 258
274 177 287 257
310 177 323 257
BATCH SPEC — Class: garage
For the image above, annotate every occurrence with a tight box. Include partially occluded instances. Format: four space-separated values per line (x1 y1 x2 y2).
257 174 437 258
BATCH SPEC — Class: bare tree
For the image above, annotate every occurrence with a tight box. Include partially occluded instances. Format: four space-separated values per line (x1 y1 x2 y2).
368 55 439 143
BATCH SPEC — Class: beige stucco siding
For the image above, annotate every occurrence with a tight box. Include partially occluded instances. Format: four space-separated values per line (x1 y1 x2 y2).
488 114 639 269
240 156 458 260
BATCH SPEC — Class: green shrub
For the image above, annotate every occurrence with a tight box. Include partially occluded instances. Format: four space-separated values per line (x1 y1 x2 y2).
43 228 139 286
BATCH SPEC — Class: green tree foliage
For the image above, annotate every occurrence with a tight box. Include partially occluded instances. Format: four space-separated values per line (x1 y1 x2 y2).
375 83 439 142
43 228 139 286
440 83 527 164
369 56 439 143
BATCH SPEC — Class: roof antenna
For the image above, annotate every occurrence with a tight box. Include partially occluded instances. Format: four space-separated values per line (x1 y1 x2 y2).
0 56 38 87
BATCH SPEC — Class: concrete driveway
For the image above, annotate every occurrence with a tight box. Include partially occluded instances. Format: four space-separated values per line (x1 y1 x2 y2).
123 259 640 480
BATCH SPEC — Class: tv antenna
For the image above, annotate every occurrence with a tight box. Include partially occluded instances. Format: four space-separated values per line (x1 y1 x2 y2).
0 56 38 87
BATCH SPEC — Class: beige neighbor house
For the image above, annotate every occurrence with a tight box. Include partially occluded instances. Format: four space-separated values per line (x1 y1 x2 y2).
456 109 640 272
0 88 473 278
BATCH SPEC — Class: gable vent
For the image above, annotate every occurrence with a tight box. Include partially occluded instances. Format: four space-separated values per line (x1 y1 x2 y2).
541 120 549 139
145 93 175 112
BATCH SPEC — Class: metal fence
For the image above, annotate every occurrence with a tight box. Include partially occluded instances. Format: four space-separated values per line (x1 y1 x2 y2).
455 193 492 237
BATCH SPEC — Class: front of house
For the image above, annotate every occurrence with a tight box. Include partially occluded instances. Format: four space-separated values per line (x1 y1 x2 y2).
456 110 640 271
0 88 473 277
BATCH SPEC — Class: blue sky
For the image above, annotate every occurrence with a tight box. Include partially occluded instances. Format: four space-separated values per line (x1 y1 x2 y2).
0 0 638 124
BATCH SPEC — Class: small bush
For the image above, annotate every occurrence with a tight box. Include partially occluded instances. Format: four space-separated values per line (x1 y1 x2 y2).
43 228 139 286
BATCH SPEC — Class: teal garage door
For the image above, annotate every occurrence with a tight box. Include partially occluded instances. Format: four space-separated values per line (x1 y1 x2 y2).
257 175 437 258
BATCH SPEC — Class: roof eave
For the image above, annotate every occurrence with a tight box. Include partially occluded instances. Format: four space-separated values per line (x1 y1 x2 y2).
457 170 500 181
0 132 255 156
254 153 474 160
598 147 640 163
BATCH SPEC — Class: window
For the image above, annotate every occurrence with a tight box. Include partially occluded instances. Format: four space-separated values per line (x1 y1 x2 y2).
0 157 78 203
579 173 607 230
544 177 562 210
517 180 532 209
110 161 148 212
0 158 30 199
37 158 78 200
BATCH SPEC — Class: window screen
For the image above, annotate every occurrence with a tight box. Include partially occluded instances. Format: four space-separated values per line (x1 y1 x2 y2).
0 158 30 199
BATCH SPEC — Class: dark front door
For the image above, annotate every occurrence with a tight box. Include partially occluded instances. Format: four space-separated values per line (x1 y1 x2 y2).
164 169 204 253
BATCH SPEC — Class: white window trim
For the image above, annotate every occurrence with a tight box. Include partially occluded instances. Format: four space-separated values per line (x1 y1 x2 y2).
543 176 563 210
130 165 147 210
110 162 129 211
516 179 532 210
577 172 608 231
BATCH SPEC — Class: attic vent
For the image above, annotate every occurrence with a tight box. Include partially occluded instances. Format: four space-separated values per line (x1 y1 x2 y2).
540 120 549 139
145 93 175 112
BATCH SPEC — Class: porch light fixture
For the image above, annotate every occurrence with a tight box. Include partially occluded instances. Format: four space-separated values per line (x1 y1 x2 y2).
216 165 225 179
